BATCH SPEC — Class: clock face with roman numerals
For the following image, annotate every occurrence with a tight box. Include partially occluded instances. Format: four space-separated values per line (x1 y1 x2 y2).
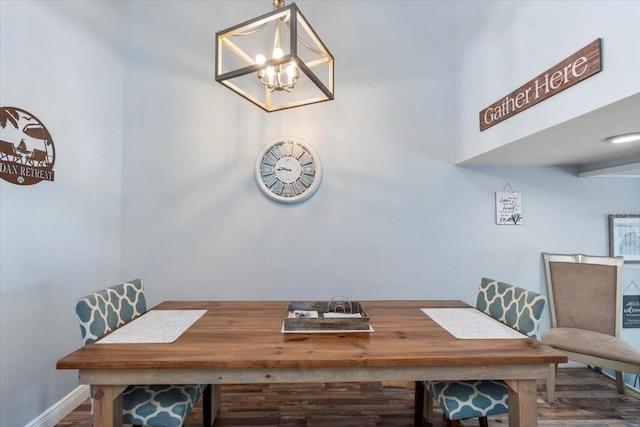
255 137 322 204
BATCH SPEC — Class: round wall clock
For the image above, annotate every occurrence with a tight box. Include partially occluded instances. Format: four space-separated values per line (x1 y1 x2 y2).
255 137 323 204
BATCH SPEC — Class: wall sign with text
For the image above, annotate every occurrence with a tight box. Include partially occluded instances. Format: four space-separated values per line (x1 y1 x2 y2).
496 190 522 225
0 106 55 185
623 295 640 328
480 39 602 131
623 281 640 329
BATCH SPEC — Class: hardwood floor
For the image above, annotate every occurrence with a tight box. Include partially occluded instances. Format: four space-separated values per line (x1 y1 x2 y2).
55 368 640 427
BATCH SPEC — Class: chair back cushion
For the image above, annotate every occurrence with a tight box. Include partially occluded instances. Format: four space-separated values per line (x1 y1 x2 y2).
476 277 546 338
545 256 619 336
75 279 147 344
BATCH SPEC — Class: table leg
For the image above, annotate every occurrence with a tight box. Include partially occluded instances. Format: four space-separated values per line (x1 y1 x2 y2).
505 379 537 427
92 385 127 427
546 363 557 403
414 381 424 426
204 384 221 427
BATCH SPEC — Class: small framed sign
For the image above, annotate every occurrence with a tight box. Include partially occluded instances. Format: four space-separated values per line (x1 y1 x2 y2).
496 183 522 225
623 281 640 329
623 295 640 328
608 214 640 263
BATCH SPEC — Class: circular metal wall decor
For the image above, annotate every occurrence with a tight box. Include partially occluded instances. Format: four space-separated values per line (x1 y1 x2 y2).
255 137 322 204
0 106 55 185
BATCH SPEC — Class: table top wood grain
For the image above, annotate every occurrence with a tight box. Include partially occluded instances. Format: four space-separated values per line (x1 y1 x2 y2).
57 300 566 371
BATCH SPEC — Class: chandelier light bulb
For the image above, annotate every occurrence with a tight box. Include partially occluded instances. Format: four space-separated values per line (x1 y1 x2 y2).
266 66 275 78
286 63 296 77
272 47 284 59
252 4 303 93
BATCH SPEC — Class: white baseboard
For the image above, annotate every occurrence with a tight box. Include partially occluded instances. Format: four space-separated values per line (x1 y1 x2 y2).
25 385 89 427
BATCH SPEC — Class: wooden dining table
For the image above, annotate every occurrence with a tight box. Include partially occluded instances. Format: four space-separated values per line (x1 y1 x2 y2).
56 300 567 427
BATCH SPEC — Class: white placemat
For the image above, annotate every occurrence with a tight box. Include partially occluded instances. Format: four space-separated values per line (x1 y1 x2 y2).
97 310 207 344
421 308 526 339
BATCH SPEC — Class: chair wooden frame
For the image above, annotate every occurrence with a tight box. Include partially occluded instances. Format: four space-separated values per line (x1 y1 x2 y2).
542 252 639 403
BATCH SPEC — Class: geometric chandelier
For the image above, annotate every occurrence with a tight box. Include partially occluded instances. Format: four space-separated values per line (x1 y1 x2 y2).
215 0 334 112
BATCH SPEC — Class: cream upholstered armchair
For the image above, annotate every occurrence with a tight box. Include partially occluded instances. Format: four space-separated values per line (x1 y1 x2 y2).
542 253 640 403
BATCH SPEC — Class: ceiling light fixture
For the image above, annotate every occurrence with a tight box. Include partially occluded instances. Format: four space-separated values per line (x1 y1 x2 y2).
215 0 334 112
605 133 640 144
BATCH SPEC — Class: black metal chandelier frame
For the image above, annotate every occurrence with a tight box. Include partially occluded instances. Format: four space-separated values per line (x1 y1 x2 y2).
215 2 334 112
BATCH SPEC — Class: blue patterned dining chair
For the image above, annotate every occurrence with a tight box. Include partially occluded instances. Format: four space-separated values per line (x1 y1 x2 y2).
415 278 547 427
75 279 213 427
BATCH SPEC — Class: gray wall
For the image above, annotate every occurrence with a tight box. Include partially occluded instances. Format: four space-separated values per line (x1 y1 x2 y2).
0 1 125 426
0 1 638 426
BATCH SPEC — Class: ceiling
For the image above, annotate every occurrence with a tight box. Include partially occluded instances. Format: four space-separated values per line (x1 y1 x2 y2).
462 92 640 177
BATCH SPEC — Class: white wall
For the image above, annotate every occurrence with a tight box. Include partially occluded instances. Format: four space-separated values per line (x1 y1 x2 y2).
448 0 640 373
0 1 125 426
0 2 638 426
119 0 458 304
118 0 639 305
452 0 640 163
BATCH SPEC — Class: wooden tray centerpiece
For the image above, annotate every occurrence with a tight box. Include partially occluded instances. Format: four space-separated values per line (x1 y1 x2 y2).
282 297 371 333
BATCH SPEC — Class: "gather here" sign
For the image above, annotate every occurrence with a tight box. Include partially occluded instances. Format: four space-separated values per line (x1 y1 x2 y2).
479 38 602 131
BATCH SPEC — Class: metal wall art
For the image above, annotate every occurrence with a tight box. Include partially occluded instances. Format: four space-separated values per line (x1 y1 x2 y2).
0 106 55 186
